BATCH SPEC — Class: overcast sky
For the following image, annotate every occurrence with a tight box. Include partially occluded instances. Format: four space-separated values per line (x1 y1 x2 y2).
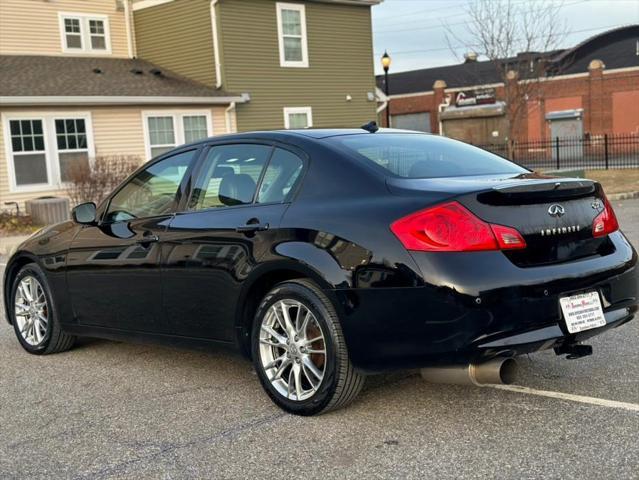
372 0 639 75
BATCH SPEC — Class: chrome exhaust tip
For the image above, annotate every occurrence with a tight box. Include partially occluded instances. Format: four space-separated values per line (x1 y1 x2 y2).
420 357 518 386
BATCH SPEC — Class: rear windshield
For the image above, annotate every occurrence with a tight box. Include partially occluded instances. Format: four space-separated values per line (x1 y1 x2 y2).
333 133 527 178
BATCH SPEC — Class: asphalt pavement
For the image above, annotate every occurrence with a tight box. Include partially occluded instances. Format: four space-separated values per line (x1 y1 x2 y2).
0 199 638 479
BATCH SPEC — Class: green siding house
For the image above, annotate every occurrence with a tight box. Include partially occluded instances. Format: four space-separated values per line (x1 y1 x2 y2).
133 0 380 132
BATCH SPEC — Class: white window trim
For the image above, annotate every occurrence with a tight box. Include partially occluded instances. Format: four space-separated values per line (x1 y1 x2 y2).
1 112 95 194
58 12 112 55
276 3 309 68
283 107 313 129
142 110 213 160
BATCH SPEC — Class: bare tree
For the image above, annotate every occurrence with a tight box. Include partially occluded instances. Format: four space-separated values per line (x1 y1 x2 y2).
445 0 567 147
64 155 140 207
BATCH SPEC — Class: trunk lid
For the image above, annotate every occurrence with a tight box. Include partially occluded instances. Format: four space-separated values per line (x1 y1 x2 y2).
387 173 614 266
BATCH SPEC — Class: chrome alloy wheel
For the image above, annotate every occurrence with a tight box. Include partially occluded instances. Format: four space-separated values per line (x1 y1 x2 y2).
259 299 327 401
14 276 49 346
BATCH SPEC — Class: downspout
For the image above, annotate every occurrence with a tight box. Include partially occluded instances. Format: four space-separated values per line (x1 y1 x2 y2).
438 94 451 135
225 101 236 133
211 0 223 89
124 0 137 58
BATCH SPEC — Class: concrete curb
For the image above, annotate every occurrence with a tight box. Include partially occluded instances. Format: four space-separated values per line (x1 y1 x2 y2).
608 191 639 201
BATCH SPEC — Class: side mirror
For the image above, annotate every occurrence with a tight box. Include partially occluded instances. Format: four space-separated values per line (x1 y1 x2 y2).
72 202 97 225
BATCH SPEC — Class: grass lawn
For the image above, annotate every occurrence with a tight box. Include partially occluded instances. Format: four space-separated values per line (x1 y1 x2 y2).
584 169 639 194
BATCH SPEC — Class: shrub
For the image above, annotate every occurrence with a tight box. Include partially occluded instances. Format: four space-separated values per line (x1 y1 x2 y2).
64 155 141 207
0 211 39 236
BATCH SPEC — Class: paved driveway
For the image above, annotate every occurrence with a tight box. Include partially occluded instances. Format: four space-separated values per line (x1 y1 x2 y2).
1 199 638 479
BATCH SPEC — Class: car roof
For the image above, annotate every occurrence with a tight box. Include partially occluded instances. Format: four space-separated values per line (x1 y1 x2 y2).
180 128 424 149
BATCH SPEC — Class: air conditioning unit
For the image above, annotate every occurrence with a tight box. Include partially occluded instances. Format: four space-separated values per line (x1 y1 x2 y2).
26 197 70 226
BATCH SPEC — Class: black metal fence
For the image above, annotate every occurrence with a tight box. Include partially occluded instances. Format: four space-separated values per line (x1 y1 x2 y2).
475 133 639 171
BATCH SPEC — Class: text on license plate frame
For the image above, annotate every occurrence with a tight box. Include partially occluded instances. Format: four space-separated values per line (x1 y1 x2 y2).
559 291 606 334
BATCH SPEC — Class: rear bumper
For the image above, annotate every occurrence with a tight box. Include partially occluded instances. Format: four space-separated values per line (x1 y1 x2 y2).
335 231 638 373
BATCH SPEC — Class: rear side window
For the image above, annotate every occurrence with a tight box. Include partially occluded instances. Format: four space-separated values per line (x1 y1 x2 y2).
189 144 271 210
257 148 304 203
333 134 526 178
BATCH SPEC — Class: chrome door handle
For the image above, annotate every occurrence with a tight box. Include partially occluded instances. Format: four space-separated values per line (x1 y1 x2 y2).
236 223 269 233
136 234 160 245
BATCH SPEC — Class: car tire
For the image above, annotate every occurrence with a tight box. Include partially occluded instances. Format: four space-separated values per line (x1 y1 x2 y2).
10 263 76 355
252 279 365 415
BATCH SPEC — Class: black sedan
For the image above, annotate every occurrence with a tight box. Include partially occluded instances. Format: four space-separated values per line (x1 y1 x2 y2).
3 128 637 415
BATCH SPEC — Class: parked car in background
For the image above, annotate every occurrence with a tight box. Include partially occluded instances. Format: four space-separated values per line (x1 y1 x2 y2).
3 128 637 415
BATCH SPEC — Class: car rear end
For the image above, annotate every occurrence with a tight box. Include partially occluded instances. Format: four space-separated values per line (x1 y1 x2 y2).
329 132 638 372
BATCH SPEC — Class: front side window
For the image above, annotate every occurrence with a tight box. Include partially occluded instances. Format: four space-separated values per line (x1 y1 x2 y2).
144 113 210 159
60 14 110 53
55 118 89 182
8 120 48 186
106 150 195 222
333 134 527 178
284 107 312 129
276 3 308 67
189 144 272 210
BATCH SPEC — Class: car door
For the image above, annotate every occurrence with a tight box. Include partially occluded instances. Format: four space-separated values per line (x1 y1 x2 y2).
161 143 306 341
66 148 199 332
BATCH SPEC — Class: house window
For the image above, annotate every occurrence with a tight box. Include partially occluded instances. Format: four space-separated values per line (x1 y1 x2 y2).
148 116 176 158
8 120 48 187
276 3 308 68
183 115 209 143
3 113 95 192
64 18 82 49
283 107 313 129
55 119 89 182
59 13 111 53
143 112 212 159
89 19 107 50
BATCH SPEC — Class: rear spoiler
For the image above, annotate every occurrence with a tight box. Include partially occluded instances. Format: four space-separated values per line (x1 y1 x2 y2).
479 179 598 205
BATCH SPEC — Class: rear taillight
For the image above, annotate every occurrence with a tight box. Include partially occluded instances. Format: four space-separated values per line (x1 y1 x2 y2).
390 201 526 252
592 195 619 238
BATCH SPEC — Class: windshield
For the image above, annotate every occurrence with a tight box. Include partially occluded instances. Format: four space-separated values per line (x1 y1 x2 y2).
332 133 527 178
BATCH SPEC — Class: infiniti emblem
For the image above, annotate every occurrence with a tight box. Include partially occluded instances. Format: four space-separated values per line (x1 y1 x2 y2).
548 204 565 218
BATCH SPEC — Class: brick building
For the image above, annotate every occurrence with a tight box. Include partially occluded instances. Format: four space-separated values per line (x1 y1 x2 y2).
377 25 639 145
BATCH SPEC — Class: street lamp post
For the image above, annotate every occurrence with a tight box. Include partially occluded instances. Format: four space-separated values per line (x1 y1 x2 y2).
381 51 391 128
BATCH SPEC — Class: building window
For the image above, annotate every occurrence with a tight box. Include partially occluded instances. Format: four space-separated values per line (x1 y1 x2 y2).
8 120 48 187
143 112 212 159
55 119 89 182
89 19 107 50
183 115 209 144
283 107 313 129
2 113 94 192
59 13 111 53
147 116 176 158
276 3 308 68
64 18 82 49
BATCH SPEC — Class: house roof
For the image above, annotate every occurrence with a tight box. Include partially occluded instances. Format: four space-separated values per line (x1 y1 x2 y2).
0 55 247 105
377 59 505 96
377 24 639 96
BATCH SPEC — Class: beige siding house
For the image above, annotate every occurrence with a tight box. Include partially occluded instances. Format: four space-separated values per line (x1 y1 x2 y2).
0 0 380 210
0 0 244 209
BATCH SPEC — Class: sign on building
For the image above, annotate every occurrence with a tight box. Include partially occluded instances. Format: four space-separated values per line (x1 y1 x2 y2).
455 88 497 107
